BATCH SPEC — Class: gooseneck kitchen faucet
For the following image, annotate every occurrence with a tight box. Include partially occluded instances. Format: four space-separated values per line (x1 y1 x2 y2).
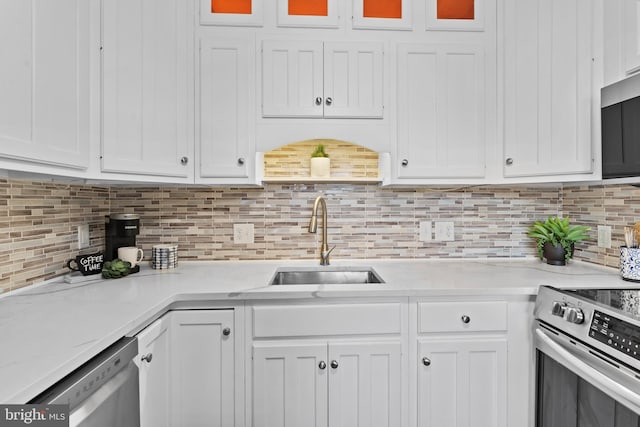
308 195 334 265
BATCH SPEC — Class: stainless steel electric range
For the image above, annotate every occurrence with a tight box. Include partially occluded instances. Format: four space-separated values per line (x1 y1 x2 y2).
534 285 640 426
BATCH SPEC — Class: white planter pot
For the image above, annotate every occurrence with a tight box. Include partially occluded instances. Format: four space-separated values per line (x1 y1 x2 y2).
310 157 330 178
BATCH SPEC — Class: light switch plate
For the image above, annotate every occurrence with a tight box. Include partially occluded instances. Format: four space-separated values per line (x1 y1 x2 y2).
419 221 432 242
597 225 612 248
233 224 254 244
77 224 90 249
435 221 454 242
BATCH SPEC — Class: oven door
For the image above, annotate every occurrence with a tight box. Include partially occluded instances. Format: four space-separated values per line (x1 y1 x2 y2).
535 326 640 426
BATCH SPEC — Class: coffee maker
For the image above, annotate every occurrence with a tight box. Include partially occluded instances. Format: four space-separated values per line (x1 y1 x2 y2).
105 213 141 272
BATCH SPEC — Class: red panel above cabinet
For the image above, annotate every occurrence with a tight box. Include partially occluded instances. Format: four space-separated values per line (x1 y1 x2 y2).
437 0 474 20
288 0 328 16
363 0 402 19
212 0 251 14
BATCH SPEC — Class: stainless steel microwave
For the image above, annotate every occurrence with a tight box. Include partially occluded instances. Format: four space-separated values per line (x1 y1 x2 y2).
601 73 640 179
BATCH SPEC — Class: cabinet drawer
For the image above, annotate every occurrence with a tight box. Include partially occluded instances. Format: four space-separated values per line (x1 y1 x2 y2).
418 301 507 333
252 303 402 338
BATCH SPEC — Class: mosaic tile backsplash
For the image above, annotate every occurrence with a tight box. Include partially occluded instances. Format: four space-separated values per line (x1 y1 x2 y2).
4 178 637 294
263 139 379 178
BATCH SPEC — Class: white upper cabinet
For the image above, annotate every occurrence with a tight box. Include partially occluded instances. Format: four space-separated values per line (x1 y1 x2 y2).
502 0 594 179
0 0 90 170
396 44 487 180
101 0 193 180
624 0 640 75
262 40 384 119
197 35 255 183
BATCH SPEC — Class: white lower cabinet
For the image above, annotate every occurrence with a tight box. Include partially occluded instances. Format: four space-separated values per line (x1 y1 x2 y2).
417 337 507 427
171 309 237 427
249 301 406 427
136 316 171 427
412 300 509 427
135 308 243 427
252 340 402 427
253 342 328 427
328 341 402 427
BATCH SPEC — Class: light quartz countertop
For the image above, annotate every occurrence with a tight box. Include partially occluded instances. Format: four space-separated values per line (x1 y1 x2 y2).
0 258 629 403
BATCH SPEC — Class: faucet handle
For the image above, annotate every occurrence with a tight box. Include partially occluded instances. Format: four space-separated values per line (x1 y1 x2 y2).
321 246 336 265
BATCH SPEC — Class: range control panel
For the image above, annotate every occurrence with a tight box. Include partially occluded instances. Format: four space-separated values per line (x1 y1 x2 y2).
590 310 640 361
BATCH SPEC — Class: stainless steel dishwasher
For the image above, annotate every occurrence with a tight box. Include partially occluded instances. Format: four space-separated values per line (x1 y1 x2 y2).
31 337 140 427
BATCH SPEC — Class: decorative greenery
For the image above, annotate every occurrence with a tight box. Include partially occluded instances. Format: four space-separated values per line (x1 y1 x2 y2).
311 144 329 158
527 216 590 263
102 258 132 279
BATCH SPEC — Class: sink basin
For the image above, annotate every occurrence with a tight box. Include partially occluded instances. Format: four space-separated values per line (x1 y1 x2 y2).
269 267 385 286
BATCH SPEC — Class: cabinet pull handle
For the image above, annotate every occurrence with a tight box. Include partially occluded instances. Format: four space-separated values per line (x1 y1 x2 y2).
315 97 323 106
505 158 514 166
222 327 231 336
180 156 189 166
330 360 339 369
401 159 409 167
461 315 471 324
141 353 153 363
237 158 245 166
319 361 327 370
422 357 431 366
325 97 333 106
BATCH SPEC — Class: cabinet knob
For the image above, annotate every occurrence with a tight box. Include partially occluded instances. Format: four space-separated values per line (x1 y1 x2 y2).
461 315 471 324
505 158 514 166
319 361 327 370
401 159 409 167
180 156 189 166
330 360 339 369
315 97 323 106
222 327 231 336
325 97 333 106
422 357 431 366
141 353 153 363
237 158 245 166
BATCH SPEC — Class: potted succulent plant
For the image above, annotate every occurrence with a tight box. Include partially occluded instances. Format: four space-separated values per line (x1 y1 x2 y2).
527 216 590 265
310 144 330 178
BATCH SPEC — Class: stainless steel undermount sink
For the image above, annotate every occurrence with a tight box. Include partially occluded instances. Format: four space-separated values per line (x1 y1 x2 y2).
269 267 385 286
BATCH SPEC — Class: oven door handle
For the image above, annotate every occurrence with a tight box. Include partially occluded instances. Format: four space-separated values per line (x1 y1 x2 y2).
535 328 640 414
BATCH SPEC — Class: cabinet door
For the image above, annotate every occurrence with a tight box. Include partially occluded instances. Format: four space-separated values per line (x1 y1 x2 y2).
323 42 384 118
624 0 640 74
396 44 486 179
198 36 254 181
328 341 402 427
417 337 507 427
136 316 171 427
0 0 89 169
171 310 235 427
252 342 328 427
101 0 193 178
503 0 592 178
262 40 324 118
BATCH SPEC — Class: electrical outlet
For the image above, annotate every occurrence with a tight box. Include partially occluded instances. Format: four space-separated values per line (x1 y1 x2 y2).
77 224 90 249
233 224 254 244
435 221 455 242
419 221 432 242
597 225 612 248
